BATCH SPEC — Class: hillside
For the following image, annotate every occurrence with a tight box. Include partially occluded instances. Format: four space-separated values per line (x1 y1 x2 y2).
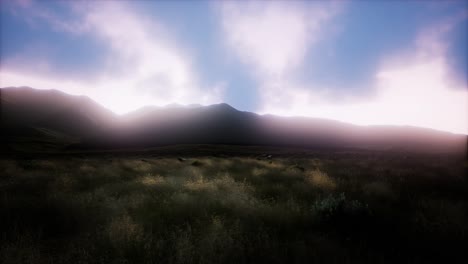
1 87 466 153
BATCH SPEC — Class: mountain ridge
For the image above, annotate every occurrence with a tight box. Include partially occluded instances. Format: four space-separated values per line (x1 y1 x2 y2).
1 87 466 153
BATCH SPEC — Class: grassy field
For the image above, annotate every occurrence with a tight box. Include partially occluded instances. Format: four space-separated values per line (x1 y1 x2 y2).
0 147 467 263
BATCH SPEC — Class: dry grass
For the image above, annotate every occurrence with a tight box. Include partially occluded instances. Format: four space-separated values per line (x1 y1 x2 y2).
139 174 165 186
0 151 466 264
306 169 336 190
108 214 144 246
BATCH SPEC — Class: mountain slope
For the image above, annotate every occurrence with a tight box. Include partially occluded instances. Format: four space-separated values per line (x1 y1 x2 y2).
1 87 117 151
1 87 466 153
1 87 116 137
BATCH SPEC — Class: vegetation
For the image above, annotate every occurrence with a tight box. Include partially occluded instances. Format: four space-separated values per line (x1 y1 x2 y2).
0 149 467 263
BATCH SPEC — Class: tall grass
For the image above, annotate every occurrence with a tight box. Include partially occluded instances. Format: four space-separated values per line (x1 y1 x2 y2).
0 152 466 263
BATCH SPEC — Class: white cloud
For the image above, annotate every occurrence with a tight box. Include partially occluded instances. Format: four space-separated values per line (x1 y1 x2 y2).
13 0 32 8
219 1 340 79
261 55 467 134
1 1 223 114
218 2 468 134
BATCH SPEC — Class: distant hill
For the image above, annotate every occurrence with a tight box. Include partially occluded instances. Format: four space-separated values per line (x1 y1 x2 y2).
1 87 466 153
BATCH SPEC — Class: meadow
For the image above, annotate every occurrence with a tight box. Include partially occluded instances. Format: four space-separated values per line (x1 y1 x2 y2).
0 147 467 263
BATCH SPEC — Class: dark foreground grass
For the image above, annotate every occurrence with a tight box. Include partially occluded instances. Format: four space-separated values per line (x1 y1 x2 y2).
0 150 467 263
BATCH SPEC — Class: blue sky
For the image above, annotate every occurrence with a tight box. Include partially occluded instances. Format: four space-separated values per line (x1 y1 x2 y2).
0 0 467 133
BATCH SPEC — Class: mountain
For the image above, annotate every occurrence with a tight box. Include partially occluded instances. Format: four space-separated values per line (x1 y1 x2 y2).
1 87 116 135
0 87 117 152
1 87 466 153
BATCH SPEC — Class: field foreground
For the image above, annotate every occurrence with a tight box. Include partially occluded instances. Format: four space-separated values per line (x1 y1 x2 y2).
1 147 467 263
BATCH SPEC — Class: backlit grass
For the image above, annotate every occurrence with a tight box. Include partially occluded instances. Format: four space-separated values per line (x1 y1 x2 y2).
0 152 466 263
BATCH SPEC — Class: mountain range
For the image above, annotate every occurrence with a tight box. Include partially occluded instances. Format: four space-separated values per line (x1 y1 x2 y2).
1 86 466 153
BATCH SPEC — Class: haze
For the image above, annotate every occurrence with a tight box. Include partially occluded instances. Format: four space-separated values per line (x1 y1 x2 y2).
0 0 467 134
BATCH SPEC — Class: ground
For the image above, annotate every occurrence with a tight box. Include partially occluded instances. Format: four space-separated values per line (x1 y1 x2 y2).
0 145 467 264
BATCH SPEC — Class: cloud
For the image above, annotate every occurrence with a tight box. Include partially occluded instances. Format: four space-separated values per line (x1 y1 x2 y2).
218 2 467 134
218 1 341 79
13 0 32 8
1 1 224 114
262 54 467 134
6 0 86 34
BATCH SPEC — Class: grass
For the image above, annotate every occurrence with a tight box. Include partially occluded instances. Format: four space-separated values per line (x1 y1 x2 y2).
0 149 467 263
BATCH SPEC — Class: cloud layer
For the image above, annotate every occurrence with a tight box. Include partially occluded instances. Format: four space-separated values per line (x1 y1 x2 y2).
1 1 223 114
218 1 467 134
1 1 467 134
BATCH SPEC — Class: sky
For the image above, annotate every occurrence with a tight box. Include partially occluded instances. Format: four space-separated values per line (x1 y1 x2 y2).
0 0 467 134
